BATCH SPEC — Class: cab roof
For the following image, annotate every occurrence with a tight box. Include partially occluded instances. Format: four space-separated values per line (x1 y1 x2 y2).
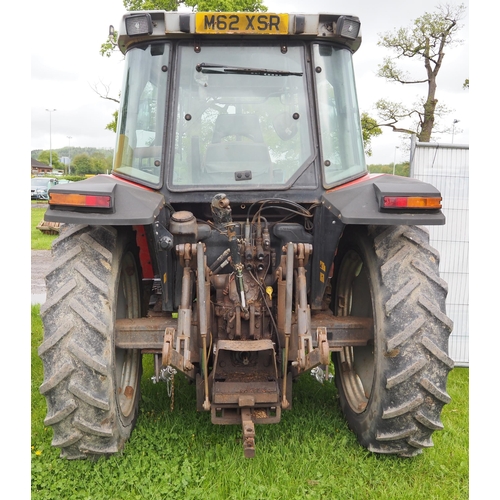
116 11 362 54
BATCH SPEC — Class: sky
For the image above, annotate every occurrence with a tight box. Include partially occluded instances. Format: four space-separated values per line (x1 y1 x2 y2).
30 0 470 165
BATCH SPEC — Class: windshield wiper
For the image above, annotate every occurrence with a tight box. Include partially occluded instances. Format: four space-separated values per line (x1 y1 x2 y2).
196 62 302 77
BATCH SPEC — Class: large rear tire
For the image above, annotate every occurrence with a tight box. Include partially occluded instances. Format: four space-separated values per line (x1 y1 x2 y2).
332 225 454 456
39 225 142 459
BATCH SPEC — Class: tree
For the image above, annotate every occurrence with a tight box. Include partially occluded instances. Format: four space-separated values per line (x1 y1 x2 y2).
360 113 382 157
375 3 466 142
72 153 112 175
182 0 267 11
72 154 93 176
105 111 119 133
90 153 113 174
38 150 62 170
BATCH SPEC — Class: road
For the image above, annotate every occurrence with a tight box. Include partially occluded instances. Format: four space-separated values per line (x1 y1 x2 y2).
32 250 51 304
32 202 52 303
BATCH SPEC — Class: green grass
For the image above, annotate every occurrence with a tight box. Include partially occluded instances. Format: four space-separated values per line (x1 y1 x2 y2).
31 207 58 250
31 305 469 499
368 163 410 177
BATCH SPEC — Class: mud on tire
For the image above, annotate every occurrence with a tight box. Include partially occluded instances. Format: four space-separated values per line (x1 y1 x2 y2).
38 224 142 459
332 225 454 457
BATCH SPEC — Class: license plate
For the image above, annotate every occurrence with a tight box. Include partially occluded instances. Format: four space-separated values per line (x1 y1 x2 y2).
195 13 289 35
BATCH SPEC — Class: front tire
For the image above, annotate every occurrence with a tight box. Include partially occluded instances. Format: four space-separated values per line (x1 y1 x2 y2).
39 225 142 459
332 225 454 456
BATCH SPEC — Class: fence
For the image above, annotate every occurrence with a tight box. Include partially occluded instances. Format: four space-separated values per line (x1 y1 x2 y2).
409 136 469 367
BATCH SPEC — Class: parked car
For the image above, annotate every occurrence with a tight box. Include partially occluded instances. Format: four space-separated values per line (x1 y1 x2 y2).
31 177 58 200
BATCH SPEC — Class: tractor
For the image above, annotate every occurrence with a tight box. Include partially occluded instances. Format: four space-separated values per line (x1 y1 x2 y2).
39 10 454 459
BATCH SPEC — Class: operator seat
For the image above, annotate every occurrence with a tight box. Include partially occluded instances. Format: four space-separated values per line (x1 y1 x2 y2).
204 114 272 183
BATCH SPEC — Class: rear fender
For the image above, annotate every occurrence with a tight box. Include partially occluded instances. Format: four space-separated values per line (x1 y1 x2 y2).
44 175 170 309
322 173 445 225
44 175 165 225
309 173 445 309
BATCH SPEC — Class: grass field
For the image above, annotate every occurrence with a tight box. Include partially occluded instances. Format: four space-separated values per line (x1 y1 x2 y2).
31 206 57 250
31 304 468 500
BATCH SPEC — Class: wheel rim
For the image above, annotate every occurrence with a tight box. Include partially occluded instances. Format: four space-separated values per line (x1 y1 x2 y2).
336 249 375 414
115 250 141 419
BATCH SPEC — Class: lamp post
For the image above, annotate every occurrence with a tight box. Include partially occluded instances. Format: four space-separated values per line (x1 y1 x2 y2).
452 119 459 144
46 109 57 167
392 146 399 175
67 136 72 175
